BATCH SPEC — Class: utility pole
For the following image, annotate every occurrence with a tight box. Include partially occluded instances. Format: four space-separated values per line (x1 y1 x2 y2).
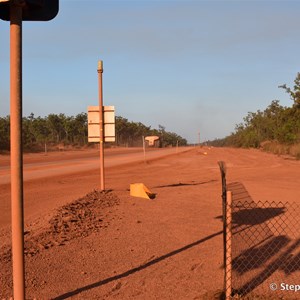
97 60 105 190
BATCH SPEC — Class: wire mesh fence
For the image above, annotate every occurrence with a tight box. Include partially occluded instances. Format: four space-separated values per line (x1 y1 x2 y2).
224 182 300 300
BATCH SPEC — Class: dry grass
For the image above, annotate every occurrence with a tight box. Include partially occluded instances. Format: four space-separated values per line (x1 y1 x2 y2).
260 141 300 159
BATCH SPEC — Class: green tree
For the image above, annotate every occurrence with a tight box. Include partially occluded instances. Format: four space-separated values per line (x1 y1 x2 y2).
0 116 10 151
73 113 88 145
0 112 188 151
279 72 300 108
47 113 65 143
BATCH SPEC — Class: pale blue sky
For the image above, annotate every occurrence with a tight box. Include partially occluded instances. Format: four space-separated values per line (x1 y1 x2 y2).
1 0 300 143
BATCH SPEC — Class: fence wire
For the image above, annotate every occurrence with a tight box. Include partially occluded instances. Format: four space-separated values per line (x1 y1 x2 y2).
225 183 300 300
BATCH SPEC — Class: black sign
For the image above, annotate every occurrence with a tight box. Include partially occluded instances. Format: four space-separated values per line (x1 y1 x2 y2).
0 0 59 21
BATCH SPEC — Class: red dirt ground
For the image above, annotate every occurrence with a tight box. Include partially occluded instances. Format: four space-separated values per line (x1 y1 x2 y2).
0 147 300 299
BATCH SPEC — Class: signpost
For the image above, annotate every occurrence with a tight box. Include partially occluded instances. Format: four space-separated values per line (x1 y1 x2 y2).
88 61 116 191
0 1 59 299
145 135 160 147
97 61 105 191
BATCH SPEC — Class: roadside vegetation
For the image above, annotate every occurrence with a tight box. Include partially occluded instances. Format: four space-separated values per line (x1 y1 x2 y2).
0 113 187 152
207 73 300 159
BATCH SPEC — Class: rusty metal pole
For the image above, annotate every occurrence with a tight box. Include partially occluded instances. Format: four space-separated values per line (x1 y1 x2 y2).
97 60 105 190
10 2 25 299
225 191 232 300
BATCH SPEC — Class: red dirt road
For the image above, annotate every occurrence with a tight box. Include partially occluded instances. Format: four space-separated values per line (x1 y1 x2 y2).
0 147 191 229
0 147 300 299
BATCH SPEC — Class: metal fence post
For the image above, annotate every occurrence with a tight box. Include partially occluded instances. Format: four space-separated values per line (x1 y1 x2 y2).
217 161 227 287
225 190 232 300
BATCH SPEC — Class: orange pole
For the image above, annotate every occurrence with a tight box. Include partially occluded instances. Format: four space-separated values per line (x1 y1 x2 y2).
10 2 25 300
98 60 105 190
225 191 232 300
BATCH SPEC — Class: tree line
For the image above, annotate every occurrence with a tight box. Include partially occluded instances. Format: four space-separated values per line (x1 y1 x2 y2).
0 113 187 151
207 73 300 152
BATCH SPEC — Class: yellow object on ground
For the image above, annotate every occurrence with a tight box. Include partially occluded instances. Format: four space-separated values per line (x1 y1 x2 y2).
130 183 156 199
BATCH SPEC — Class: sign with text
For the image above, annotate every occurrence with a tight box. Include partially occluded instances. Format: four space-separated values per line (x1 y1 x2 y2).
88 106 115 142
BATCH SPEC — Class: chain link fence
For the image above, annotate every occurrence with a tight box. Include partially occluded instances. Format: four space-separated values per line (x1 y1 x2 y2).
219 163 300 300
226 183 300 300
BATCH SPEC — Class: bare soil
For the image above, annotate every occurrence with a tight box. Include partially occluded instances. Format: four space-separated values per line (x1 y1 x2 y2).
0 147 300 299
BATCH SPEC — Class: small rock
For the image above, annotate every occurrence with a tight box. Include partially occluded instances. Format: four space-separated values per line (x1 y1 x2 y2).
112 282 122 291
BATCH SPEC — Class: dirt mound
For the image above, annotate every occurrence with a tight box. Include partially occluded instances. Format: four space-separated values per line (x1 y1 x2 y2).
1 190 120 262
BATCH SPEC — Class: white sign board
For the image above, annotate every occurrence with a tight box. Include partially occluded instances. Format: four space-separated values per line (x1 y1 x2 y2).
145 135 160 146
88 106 115 142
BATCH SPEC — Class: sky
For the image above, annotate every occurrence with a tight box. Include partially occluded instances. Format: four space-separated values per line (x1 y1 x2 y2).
1 0 300 144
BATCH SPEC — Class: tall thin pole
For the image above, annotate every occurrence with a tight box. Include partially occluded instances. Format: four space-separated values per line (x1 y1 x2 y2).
142 136 146 163
10 2 25 299
225 191 232 299
98 60 105 190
